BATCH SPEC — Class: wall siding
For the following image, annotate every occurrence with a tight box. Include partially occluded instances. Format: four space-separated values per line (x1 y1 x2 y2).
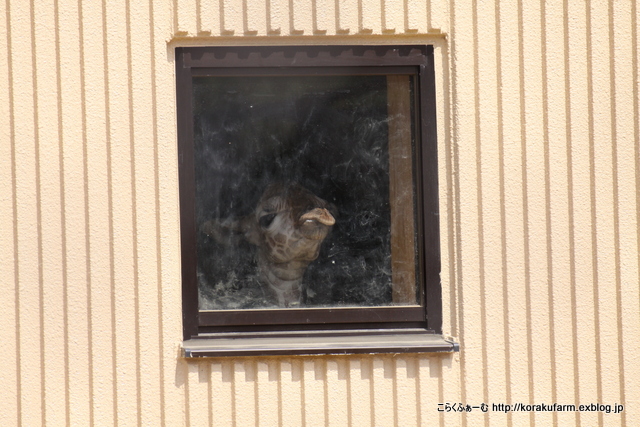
1 0 639 425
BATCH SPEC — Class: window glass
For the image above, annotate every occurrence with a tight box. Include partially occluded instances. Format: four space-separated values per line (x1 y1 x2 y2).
192 74 419 310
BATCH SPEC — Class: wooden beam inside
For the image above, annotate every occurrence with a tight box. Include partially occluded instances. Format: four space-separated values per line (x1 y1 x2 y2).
387 75 417 304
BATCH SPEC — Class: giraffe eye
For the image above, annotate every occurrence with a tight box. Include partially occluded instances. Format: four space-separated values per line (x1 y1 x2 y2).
259 213 277 229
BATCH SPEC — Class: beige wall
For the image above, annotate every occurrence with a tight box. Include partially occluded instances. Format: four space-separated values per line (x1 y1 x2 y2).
1 0 638 425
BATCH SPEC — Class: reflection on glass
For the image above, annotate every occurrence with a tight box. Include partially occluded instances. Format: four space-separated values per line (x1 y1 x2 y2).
193 75 418 310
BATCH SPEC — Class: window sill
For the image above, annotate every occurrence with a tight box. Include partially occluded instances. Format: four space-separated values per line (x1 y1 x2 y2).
181 329 459 358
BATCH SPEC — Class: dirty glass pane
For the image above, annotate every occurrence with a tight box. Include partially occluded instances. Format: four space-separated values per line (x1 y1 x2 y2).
193 74 419 310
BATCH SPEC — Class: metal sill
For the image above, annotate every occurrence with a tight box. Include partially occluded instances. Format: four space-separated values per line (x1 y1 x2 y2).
182 329 459 358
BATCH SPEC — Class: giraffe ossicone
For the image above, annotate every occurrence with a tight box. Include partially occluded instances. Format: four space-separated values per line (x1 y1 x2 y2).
202 182 336 307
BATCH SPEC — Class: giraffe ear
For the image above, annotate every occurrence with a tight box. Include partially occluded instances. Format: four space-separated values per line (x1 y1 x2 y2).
238 215 261 246
201 219 238 246
201 217 259 247
200 218 250 246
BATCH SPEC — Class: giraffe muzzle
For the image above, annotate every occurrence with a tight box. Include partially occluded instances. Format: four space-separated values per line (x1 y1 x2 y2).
299 208 336 226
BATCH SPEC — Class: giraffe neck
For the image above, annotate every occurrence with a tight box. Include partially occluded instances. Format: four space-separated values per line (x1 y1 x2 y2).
257 255 310 307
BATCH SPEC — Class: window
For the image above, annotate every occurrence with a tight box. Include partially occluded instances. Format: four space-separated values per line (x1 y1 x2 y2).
176 45 454 356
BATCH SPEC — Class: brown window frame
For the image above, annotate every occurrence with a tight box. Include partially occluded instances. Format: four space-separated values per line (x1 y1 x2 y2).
176 45 446 355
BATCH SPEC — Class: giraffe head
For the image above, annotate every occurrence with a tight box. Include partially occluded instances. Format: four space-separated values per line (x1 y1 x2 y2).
202 183 336 307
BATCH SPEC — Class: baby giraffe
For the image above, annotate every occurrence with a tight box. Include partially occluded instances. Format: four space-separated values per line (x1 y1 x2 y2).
202 183 336 307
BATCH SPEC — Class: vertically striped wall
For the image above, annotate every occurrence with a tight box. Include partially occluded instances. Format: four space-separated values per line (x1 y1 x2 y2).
1 0 638 426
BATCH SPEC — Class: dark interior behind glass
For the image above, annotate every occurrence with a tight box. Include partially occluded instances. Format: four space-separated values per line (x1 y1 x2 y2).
193 74 419 310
